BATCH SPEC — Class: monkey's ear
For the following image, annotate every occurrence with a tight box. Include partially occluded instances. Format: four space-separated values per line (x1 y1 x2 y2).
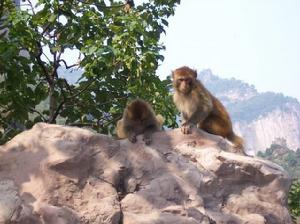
193 69 197 78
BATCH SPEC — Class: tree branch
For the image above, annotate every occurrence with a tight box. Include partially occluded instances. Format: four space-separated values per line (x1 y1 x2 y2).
48 79 95 124
34 42 52 85
26 0 36 15
68 122 98 128
29 107 47 121
58 59 79 69
70 79 95 99
48 101 64 124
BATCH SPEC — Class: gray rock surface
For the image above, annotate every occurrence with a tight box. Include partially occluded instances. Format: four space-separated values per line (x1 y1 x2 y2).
0 123 292 223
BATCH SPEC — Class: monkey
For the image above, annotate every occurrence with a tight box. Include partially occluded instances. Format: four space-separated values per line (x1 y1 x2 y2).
116 99 164 145
172 66 246 155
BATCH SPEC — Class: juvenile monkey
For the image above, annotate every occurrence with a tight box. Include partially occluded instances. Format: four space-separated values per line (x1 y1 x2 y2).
116 99 164 145
172 66 245 154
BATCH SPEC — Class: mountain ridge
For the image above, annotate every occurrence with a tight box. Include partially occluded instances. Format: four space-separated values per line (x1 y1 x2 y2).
199 69 300 155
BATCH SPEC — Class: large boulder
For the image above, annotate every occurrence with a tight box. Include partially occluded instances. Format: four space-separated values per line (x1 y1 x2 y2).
0 123 292 224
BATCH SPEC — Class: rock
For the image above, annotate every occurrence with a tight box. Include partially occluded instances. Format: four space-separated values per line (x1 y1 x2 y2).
0 123 292 224
0 179 21 223
234 108 300 155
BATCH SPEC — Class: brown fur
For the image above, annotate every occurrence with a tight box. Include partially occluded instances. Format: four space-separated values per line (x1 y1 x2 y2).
116 99 164 145
172 66 245 154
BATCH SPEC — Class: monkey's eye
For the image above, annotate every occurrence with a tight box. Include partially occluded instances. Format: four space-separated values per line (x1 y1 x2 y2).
179 78 191 84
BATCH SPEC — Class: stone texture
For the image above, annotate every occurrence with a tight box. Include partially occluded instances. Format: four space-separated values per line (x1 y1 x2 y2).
0 123 292 223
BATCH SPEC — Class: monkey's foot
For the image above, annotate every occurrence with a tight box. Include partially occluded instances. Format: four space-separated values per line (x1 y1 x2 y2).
181 124 192 134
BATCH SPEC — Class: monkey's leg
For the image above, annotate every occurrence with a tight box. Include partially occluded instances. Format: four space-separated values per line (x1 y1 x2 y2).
181 121 193 134
202 116 246 155
143 125 159 145
143 132 152 145
181 112 193 134
181 111 208 134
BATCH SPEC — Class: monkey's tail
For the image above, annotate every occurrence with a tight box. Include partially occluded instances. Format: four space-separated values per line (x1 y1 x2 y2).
156 114 165 129
227 132 246 155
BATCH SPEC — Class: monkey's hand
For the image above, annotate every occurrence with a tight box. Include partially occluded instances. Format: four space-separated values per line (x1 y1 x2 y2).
128 134 137 143
143 134 152 145
181 122 193 134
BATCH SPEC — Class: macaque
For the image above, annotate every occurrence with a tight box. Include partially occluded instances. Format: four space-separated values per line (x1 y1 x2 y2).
116 99 164 145
172 66 245 154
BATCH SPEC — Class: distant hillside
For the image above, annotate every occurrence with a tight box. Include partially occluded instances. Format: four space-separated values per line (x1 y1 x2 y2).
199 69 300 155
200 69 257 104
227 92 299 122
257 138 300 179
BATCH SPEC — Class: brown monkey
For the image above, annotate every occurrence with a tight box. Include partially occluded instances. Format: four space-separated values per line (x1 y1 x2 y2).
172 66 245 154
116 99 164 145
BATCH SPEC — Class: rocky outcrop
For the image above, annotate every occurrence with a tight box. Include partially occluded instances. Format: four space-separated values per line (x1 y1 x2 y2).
0 123 292 223
234 107 300 154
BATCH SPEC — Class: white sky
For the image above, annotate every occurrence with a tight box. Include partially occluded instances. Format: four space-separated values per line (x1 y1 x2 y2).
156 0 300 101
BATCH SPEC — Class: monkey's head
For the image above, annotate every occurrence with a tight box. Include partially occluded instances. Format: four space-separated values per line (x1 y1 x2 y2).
172 66 197 94
126 99 151 122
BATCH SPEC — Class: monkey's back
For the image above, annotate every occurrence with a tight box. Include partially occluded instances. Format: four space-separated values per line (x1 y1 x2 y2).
198 93 233 137
199 92 245 153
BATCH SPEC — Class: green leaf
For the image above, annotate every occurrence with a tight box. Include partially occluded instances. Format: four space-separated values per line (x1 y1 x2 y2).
0 0 180 143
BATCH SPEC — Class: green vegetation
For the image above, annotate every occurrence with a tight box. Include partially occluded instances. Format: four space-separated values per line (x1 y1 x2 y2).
257 139 300 221
257 139 300 179
0 0 180 143
289 180 300 221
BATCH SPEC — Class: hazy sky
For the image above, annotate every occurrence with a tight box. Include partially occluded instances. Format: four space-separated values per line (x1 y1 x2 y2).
25 0 300 100
155 0 300 101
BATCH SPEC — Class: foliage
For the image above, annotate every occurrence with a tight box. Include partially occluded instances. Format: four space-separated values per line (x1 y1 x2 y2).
257 140 300 179
288 180 300 221
257 140 300 220
0 0 180 143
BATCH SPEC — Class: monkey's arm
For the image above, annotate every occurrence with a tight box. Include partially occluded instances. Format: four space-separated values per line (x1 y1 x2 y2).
181 108 211 134
123 124 137 143
143 124 158 145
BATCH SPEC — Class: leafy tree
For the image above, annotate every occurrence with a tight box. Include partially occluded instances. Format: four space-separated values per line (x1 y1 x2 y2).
257 143 300 220
289 180 300 221
0 0 180 143
256 151 265 158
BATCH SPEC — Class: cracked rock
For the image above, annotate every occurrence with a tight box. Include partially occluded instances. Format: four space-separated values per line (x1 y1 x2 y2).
0 123 292 224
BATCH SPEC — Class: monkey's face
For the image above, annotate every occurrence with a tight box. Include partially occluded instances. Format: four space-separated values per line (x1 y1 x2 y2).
173 73 195 94
127 101 149 124
172 67 197 95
